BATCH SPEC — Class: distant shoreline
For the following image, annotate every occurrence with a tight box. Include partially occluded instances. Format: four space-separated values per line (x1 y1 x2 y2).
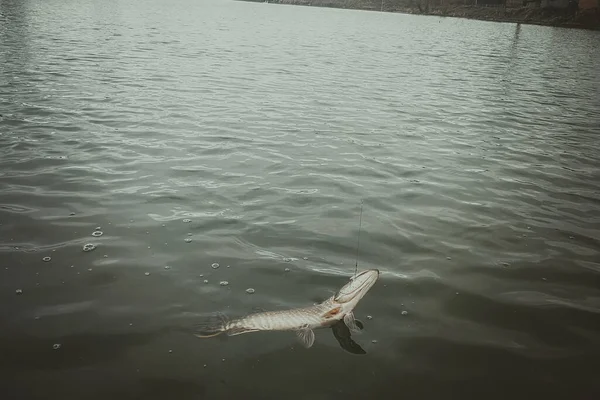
239 0 600 31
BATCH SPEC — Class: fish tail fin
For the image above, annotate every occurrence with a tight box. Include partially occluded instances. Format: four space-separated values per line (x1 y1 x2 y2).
193 312 229 338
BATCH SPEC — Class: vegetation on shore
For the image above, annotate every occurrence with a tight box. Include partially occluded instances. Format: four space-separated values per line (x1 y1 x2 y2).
241 0 600 30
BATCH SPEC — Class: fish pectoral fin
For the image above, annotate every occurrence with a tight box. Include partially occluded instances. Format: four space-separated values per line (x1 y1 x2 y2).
295 328 316 348
343 312 361 333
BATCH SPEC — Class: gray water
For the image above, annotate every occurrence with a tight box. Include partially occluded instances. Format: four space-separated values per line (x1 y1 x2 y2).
1 0 600 398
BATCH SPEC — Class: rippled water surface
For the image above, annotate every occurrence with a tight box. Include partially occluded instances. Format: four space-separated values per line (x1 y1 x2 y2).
1 0 600 398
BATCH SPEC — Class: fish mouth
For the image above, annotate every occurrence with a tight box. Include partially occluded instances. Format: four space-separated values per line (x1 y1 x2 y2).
334 269 379 303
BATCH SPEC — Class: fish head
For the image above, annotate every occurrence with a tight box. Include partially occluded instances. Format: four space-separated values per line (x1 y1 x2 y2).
334 269 379 312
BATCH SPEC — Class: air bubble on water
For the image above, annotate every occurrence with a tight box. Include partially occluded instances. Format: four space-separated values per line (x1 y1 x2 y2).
53 343 61 350
226 265 230 268
161 224 166 227
103 255 108 258
144 272 150 276
164 265 171 270
203 364 207 368
246 288 255 294
446 257 452 260
82 244 96 252
88 268 92 271
42 256 51 262
168 350 173 354
366 315 372 320
183 219 191 223
569 236 574 239
95 226 101 231
283 258 292 262
284 268 290 272
303 257 308 260
184 238 192 243
371 340 378 344
211 263 219 269
92 231 103 237
15 289 23 295
222 358 225 362
203 280 208 284
401 311 408 316
199 274 204 277
219 281 229 286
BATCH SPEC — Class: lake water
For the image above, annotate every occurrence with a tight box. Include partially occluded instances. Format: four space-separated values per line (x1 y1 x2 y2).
1 0 600 398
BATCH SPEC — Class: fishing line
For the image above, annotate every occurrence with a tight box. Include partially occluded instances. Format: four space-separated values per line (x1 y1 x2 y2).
354 199 363 278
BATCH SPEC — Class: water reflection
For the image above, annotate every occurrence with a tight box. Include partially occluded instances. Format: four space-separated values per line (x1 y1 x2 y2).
330 319 366 355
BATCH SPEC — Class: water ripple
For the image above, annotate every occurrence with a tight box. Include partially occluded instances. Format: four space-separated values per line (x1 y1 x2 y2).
1 1 599 397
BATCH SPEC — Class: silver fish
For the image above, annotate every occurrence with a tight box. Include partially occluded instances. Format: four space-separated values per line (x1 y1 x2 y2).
194 269 379 348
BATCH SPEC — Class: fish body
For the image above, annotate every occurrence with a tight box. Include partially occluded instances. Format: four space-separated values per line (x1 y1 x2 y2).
225 297 338 333
195 269 379 348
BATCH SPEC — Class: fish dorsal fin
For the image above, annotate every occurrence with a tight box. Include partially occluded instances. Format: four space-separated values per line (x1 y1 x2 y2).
343 312 361 333
321 306 341 319
296 328 316 348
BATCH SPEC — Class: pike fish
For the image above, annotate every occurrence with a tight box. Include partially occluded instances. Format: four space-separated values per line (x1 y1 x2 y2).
194 269 379 348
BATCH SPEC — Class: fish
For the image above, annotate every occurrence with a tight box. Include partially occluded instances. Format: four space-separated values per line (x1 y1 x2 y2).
194 269 379 349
